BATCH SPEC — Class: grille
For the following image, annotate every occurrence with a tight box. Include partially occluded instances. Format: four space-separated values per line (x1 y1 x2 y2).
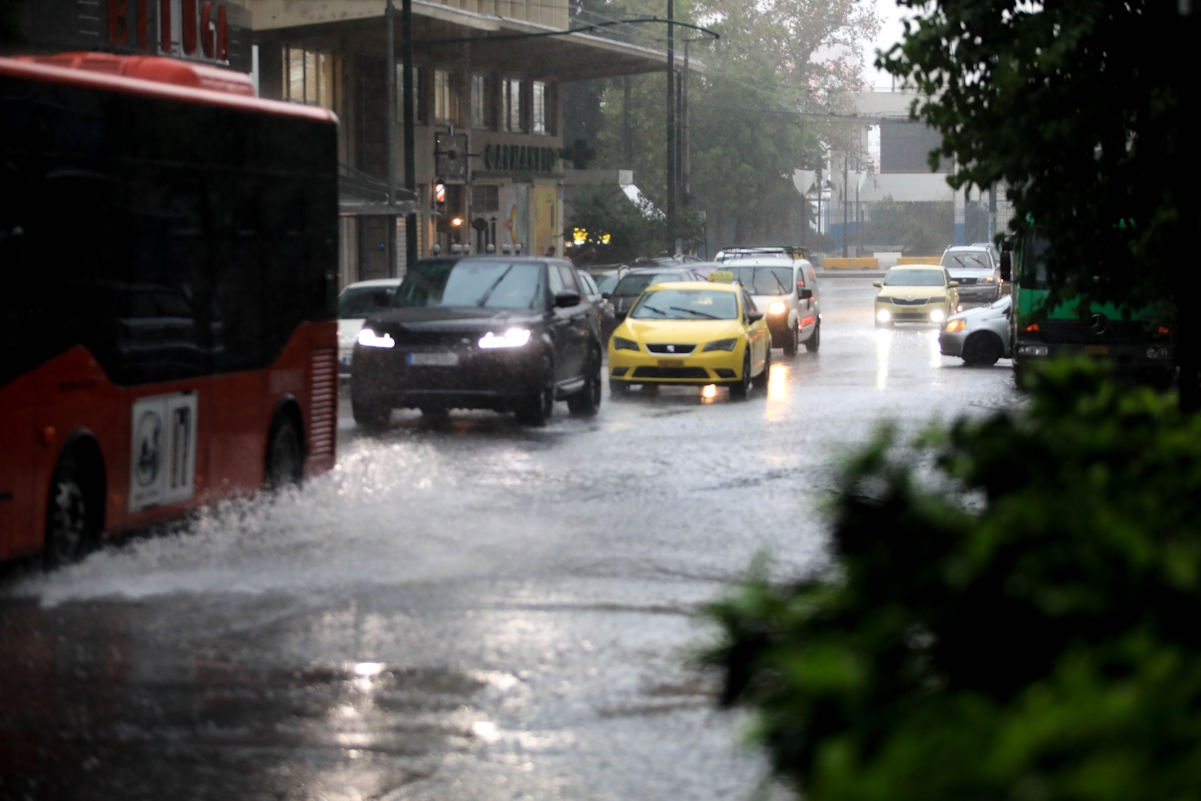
952 276 979 285
309 347 337 458
388 328 475 347
1036 319 1153 344
646 343 697 355
888 297 930 306
632 366 710 379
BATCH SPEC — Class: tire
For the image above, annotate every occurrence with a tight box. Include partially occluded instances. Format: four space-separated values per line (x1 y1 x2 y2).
752 345 771 390
352 396 390 429
516 355 555 426
805 320 821 352
729 350 752 400
610 379 630 396
783 322 798 358
45 453 98 569
265 414 304 490
962 332 1003 366
568 349 603 417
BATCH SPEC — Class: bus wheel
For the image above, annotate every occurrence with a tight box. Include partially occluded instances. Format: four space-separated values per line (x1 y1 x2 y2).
266 415 304 490
45 455 97 569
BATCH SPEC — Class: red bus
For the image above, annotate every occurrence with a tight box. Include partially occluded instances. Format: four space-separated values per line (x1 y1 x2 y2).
0 54 339 567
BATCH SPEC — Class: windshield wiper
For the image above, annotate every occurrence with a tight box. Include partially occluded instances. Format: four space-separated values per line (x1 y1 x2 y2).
638 305 668 316
669 306 719 319
476 265 516 307
765 270 789 295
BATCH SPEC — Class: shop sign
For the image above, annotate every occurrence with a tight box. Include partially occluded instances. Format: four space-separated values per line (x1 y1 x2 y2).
483 144 558 173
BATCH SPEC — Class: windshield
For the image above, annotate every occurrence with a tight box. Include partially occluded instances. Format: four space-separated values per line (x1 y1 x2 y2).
613 273 682 295
630 289 738 320
941 251 992 271
394 259 544 310
338 285 394 319
884 269 946 287
721 266 793 295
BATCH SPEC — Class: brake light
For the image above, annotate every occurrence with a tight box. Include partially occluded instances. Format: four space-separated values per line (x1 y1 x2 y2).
1157 326 1172 336
1025 323 1040 332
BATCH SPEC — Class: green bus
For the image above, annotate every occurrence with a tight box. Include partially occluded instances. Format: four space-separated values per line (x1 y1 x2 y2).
1003 234 1174 384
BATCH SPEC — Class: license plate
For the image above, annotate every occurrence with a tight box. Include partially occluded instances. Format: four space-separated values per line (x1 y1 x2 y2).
407 352 459 367
1085 345 1110 355
657 358 684 367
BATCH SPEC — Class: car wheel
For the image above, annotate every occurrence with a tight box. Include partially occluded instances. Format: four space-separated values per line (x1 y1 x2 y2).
729 350 751 400
352 396 390 429
805 320 821 352
752 345 771 390
45 453 98 569
783 323 798 358
265 414 304 490
962 332 1004 366
568 349 602 417
516 355 555 426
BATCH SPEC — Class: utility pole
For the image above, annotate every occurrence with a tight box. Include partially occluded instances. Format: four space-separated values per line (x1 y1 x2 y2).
682 38 690 206
842 155 848 258
385 0 396 277
402 0 417 266
666 0 676 253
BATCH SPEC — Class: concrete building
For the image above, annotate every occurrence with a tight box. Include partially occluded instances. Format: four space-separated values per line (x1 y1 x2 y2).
244 0 681 285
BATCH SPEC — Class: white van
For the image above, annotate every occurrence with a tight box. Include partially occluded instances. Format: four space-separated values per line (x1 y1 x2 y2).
717 257 822 355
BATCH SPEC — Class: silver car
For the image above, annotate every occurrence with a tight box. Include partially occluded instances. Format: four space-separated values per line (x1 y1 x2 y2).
939 295 1012 365
940 245 1002 305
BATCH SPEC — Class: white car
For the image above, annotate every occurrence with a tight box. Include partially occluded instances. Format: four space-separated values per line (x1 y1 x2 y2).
939 294 1012 365
337 278 401 376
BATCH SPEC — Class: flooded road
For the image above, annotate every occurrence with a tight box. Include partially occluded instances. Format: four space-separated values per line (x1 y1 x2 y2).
0 275 1019 800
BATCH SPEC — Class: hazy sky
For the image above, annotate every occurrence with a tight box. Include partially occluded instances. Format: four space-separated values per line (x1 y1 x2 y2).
866 0 911 90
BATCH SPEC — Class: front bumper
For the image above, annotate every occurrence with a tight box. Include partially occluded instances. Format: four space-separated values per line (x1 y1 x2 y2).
1012 338 1174 374
938 329 968 356
608 342 745 386
351 343 544 410
876 300 954 324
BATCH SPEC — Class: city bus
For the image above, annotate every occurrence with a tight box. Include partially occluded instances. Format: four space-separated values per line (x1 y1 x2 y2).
1003 233 1174 384
0 54 339 567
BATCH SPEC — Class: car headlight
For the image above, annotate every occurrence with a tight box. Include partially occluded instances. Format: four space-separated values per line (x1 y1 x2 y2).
702 338 738 352
876 309 892 322
929 309 946 323
478 328 532 349
768 301 787 315
357 328 395 348
944 319 966 333
979 275 996 283
613 336 640 352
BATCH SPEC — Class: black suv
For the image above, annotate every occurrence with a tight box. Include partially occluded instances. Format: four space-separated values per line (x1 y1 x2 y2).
351 257 604 426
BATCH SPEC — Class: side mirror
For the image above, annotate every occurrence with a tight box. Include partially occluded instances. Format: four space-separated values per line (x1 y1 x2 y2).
554 290 581 308
872 280 882 288
948 281 959 288
999 251 1012 282
372 289 391 306
798 287 813 300
747 310 765 324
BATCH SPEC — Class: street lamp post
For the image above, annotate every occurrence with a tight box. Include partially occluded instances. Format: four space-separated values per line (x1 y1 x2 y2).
666 0 676 254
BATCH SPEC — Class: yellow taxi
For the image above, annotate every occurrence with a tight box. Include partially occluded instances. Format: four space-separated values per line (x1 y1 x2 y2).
873 263 960 327
607 280 771 399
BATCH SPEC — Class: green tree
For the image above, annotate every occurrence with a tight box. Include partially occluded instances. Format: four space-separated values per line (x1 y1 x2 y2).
877 1 1199 408
703 361 1201 801
858 196 951 255
567 185 703 263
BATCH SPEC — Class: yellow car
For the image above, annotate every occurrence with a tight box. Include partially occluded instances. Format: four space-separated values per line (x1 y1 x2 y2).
607 281 771 399
873 263 960 327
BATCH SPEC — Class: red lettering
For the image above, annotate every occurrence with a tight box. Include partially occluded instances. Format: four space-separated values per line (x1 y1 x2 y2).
217 5 228 61
200 3 214 57
137 0 147 49
109 0 128 45
160 0 171 52
182 0 197 54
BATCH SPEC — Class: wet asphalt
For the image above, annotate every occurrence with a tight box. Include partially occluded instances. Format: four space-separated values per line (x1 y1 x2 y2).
0 276 1019 801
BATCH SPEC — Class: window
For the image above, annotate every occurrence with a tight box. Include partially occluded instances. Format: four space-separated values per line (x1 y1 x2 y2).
434 69 457 123
282 47 335 109
557 265 579 293
503 78 522 133
532 81 547 134
470 74 488 129
395 64 422 123
471 184 499 213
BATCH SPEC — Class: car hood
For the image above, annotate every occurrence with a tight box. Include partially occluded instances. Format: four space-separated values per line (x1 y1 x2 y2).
618 317 744 344
363 306 544 333
876 285 950 299
948 296 1010 322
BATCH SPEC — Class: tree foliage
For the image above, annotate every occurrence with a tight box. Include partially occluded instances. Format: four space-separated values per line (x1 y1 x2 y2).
858 196 951 256
877 0 1198 406
704 360 1201 801
568 185 704 264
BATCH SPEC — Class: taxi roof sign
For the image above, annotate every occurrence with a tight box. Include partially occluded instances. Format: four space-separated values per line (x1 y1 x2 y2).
708 270 737 283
